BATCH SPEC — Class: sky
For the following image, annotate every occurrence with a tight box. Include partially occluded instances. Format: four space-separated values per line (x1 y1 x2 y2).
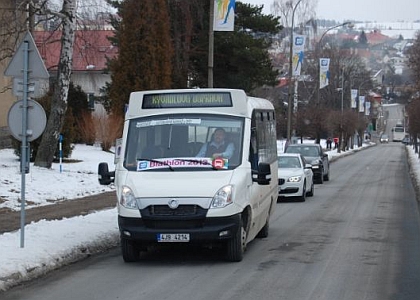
243 0 420 23
1 126 420 292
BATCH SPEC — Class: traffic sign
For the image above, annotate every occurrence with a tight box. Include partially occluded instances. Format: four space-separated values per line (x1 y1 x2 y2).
7 100 47 142
4 31 49 79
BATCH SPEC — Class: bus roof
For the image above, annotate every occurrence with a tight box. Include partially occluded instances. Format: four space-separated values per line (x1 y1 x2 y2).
125 88 274 119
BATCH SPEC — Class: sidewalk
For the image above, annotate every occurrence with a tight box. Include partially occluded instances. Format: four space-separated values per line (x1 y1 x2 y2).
0 191 116 234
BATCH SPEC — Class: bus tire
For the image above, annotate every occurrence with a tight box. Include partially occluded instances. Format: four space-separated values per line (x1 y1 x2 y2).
121 238 140 262
257 217 269 238
226 218 246 262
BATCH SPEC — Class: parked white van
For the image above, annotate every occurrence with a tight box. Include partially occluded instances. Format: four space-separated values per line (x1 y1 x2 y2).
98 88 278 262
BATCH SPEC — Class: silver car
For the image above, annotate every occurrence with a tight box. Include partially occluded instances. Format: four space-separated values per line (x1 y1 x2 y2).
380 134 389 143
277 153 314 202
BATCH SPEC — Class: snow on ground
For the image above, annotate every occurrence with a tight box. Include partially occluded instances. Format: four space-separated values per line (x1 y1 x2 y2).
0 144 115 211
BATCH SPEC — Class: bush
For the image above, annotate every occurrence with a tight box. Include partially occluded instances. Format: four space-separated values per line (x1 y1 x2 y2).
76 112 96 145
94 111 123 151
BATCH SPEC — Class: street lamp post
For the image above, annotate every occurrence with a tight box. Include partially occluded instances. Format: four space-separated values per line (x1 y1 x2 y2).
316 22 351 105
338 65 345 153
286 0 303 142
357 79 371 142
357 79 371 110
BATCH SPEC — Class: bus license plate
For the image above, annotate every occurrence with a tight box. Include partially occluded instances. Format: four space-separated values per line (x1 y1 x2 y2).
157 233 190 242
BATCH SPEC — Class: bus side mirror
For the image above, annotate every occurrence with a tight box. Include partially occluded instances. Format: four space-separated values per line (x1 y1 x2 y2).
252 162 271 185
98 162 115 185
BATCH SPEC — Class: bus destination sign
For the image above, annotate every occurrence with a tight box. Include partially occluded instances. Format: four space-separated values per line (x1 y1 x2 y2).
142 92 232 109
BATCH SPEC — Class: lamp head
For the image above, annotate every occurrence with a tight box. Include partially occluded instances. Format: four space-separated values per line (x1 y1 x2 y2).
343 22 354 29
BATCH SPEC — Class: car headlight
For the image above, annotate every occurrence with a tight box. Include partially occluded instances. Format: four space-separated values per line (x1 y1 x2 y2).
210 185 233 208
120 185 138 209
288 175 302 182
311 159 321 168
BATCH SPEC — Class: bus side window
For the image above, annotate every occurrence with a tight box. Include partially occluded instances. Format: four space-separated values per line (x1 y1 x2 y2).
249 128 258 170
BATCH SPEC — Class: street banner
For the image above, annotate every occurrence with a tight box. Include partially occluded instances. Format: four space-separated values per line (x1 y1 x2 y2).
213 0 235 31
292 35 306 76
319 58 330 89
351 89 358 108
365 101 371 116
359 95 365 112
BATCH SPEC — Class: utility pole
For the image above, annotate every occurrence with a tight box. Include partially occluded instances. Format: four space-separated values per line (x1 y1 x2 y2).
286 0 303 142
339 65 344 153
208 0 214 88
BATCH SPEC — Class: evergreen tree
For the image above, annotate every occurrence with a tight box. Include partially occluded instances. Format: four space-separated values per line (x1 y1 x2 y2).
107 0 173 117
66 83 92 144
189 2 282 92
167 0 204 88
358 30 368 47
105 0 281 102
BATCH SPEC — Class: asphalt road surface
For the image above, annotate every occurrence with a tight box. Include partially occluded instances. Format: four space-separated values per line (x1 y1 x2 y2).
2 143 420 300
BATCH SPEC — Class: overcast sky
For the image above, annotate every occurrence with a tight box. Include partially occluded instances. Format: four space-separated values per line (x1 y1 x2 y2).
243 0 420 23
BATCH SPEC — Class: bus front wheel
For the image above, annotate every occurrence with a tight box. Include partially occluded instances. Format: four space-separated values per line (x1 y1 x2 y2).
226 218 246 262
121 238 140 262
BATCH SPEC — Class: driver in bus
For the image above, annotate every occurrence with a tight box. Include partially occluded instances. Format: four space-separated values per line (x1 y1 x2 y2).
196 128 235 159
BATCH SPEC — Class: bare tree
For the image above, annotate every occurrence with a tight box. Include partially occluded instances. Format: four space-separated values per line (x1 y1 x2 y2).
406 32 420 155
408 31 420 90
0 1 31 94
270 0 318 29
34 0 77 168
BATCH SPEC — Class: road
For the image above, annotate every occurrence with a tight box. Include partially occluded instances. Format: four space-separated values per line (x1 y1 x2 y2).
2 143 420 300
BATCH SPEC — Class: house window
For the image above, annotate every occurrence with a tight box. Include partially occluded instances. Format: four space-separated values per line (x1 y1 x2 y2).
87 93 95 110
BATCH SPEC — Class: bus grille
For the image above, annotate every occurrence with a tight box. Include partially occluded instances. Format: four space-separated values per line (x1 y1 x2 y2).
148 205 201 216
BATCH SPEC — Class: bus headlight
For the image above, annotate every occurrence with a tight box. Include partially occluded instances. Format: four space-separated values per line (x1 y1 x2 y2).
210 185 233 208
120 186 138 209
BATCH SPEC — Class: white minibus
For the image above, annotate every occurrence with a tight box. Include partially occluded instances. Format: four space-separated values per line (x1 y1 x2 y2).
98 88 278 262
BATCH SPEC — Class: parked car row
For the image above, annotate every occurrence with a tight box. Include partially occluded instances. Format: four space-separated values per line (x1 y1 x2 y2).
401 136 410 145
380 133 415 145
277 143 331 202
400 135 420 145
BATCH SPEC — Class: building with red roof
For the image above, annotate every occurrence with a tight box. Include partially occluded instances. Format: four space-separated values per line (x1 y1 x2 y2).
33 29 118 97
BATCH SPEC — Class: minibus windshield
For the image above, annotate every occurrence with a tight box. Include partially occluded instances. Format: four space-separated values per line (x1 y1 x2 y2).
123 114 244 171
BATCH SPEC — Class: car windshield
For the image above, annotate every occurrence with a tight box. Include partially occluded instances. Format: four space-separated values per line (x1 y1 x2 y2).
278 156 301 168
123 114 244 171
286 146 319 157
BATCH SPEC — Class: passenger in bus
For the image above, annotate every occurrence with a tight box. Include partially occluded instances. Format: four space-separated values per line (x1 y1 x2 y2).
196 128 235 159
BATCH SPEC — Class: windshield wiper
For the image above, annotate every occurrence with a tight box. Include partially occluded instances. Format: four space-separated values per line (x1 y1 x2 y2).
137 158 174 171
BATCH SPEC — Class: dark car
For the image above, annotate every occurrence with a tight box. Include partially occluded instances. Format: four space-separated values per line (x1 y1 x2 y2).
401 135 411 145
284 143 330 184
